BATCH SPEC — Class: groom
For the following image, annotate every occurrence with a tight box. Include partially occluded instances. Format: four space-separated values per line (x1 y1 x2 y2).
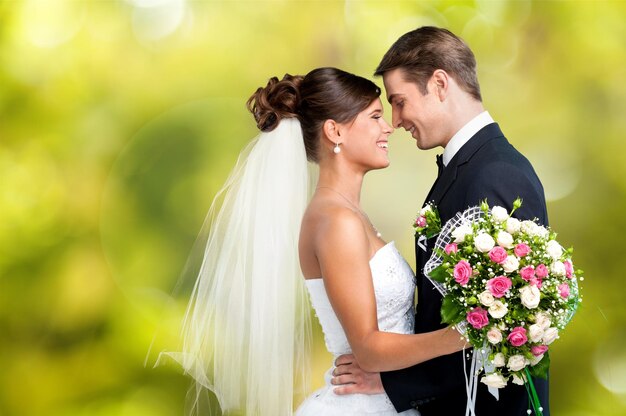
332 27 550 415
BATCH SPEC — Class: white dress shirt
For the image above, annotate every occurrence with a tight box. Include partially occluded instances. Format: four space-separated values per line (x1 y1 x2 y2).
442 111 495 166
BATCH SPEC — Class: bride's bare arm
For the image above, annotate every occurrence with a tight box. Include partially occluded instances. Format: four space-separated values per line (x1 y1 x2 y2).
316 209 465 373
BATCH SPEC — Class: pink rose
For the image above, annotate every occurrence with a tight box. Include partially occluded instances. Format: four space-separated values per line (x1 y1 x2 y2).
454 260 473 286
520 266 535 282
531 345 549 357
467 307 489 329
507 326 528 347
514 243 531 257
488 246 508 264
445 243 458 255
558 282 570 299
535 264 549 278
529 277 543 289
486 276 512 298
415 216 427 228
564 260 574 279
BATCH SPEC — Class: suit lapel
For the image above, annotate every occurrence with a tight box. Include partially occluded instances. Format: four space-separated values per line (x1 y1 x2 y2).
428 123 505 206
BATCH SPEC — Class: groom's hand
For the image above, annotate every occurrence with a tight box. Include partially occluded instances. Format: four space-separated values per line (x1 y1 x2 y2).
331 354 384 395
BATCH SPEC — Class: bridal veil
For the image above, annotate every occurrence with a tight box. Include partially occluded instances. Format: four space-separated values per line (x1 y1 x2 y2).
156 118 312 415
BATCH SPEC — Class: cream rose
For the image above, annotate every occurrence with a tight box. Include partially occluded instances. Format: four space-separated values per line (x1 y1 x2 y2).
546 240 563 259
491 206 509 223
452 223 473 243
537 225 549 238
481 373 507 389
520 285 541 309
488 300 508 319
487 327 503 344
506 218 521 234
512 374 526 385
478 290 496 307
551 261 566 277
528 324 545 343
496 231 514 249
502 255 520 273
492 352 506 367
474 232 496 253
521 220 539 236
542 327 559 345
419 205 432 216
507 355 529 372
535 312 552 329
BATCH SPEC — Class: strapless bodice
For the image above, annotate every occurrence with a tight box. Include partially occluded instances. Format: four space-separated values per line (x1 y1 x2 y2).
305 241 416 357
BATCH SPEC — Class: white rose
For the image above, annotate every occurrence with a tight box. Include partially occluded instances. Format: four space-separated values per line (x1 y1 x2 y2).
506 218 521 234
496 231 514 249
420 205 432 216
502 255 520 273
551 261 566 277
542 327 559 345
481 373 507 389
537 225 549 238
488 301 508 319
528 324 545 343
478 290 496 307
491 206 509 223
507 355 529 372
546 240 563 259
521 220 539 236
452 223 473 243
530 354 544 366
535 312 552 330
487 327 503 344
520 285 541 309
492 352 506 367
511 373 526 385
474 232 496 253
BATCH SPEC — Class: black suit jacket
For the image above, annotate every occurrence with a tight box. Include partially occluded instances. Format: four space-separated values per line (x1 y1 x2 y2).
380 123 550 415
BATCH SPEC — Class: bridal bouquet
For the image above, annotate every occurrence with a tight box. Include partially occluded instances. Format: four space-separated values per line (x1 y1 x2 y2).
423 199 582 414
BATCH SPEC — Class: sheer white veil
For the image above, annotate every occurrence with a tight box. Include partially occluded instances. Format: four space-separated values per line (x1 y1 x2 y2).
156 118 312 415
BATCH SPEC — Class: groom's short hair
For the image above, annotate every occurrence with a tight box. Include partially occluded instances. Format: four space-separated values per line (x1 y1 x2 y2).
375 26 482 102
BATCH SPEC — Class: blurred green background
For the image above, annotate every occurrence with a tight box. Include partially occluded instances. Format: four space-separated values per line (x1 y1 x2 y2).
1 0 625 415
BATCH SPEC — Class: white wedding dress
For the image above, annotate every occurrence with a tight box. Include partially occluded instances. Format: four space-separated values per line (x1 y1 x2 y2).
296 241 420 415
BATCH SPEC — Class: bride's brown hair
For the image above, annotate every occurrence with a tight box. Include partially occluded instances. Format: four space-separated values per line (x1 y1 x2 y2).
247 67 381 163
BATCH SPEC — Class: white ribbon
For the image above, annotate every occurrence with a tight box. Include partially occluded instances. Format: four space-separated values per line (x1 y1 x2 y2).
418 234 428 251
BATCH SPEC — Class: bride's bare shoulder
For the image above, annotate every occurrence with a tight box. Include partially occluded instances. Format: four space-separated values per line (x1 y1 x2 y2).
302 197 361 233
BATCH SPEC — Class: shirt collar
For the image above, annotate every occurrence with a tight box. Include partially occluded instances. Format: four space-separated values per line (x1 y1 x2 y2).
442 111 495 166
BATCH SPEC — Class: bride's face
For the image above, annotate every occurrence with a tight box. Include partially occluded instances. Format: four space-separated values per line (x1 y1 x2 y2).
340 98 394 171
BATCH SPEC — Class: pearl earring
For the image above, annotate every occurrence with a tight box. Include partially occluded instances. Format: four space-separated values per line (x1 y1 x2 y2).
333 142 341 154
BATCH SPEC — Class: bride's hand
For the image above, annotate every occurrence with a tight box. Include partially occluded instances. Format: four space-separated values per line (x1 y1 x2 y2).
331 354 384 395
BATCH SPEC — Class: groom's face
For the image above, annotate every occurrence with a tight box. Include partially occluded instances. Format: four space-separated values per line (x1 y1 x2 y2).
383 68 446 150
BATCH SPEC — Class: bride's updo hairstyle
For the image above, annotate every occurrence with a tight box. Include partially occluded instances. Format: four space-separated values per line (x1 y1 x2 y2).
247 67 381 162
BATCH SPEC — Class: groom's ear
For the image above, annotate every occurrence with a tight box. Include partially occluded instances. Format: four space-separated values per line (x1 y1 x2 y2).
431 69 449 101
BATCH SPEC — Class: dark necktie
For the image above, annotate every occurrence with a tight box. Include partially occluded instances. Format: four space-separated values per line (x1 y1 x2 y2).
436 154 444 177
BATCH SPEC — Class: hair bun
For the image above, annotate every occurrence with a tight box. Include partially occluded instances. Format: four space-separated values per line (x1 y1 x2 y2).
247 74 303 132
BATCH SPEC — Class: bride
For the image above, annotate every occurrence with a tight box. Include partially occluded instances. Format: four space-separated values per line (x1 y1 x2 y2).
163 67 465 415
